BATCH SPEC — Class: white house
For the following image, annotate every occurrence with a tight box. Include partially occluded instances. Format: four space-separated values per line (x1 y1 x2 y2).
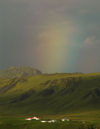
41 121 47 123
32 117 40 120
61 118 70 122
48 120 57 123
51 120 57 123
48 121 52 123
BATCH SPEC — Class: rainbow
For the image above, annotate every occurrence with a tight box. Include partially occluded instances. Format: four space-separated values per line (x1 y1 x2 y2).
34 17 80 73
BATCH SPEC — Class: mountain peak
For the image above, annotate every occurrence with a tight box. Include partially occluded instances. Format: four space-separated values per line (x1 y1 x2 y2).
0 66 42 78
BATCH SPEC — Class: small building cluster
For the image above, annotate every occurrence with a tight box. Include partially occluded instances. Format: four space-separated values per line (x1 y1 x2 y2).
25 116 70 123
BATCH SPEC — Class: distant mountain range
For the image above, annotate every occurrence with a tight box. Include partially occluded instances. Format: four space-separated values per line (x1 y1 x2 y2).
0 66 42 78
0 67 100 115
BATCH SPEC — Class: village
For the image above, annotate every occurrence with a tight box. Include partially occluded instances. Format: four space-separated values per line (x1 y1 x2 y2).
25 116 70 123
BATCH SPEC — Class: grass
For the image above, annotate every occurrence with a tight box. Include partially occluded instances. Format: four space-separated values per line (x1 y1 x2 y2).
0 116 97 129
0 110 100 129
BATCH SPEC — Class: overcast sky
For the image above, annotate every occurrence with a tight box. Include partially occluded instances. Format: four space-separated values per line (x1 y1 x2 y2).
0 0 100 73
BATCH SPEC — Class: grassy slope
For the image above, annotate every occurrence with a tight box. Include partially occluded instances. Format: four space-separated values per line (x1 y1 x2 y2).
0 73 100 115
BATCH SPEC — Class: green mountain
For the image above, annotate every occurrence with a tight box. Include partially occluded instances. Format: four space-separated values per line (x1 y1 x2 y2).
0 66 42 78
0 67 100 115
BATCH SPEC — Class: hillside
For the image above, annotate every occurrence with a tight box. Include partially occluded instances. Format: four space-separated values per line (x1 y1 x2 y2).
0 66 42 78
0 70 100 115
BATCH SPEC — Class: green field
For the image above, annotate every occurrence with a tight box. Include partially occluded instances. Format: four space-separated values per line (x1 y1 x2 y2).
0 115 98 129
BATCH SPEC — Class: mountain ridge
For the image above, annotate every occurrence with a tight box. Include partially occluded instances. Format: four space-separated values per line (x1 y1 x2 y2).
0 66 42 78
0 67 100 115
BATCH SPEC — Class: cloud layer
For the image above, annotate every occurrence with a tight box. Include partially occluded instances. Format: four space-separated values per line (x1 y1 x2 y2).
0 0 100 73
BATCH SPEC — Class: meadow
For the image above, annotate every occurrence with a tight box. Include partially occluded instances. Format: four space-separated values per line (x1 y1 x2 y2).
0 115 98 129
0 110 100 129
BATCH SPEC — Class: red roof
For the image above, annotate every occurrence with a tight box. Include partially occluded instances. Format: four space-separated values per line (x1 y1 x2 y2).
28 117 33 119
